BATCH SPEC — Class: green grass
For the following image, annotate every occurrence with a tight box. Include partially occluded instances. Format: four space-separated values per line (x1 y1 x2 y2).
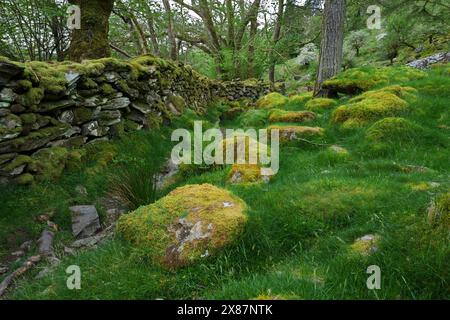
2 65 449 300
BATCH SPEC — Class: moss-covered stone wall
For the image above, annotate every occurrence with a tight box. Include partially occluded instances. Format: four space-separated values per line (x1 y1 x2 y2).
0 55 274 184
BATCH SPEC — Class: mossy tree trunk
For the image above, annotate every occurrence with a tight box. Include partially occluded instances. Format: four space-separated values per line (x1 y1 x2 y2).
313 0 346 97
68 0 115 62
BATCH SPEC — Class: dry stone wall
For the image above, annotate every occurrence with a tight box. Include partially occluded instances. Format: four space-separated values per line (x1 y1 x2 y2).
0 55 274 185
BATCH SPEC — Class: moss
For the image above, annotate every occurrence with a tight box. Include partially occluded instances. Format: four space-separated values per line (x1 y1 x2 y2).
19 113 37 125
221 133 270 164
288 92 313 104
268 109 316 123
237 109 269 127
255 92 288 109
117 184 248 268
84 141 118 175
28 147 70 181
3 155 32 172
268 125 325 142
14 173 34 185
73 108 93 124
427 192 449 229
65 149 86 171
305 98 337 112
18 87 44 107
16 80 33 92
332 88 410 128
101 83 117 96
78 77 98 90
166 94 186 113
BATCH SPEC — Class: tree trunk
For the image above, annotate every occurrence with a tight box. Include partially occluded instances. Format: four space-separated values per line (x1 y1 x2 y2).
163 0 178 60
313 0 346 97
68 0 114 62
268 0 285 84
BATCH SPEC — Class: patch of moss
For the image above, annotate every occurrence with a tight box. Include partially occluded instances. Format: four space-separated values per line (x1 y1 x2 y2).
17 87 45 107
350 234 381 256
427 192 449 229
2 155 32 172
288 92 313 105
117 184 248 268
365 117 423 145
221 133 270 164
101 83 117 96
268 109 316 123
255 92 288 109
305 98 337 112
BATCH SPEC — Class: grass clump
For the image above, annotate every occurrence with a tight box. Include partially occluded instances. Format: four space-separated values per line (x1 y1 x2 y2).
255 92 288 109
237 109 269 128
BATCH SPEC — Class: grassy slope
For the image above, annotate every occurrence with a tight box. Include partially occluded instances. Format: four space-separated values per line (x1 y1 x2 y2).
1 65 449 300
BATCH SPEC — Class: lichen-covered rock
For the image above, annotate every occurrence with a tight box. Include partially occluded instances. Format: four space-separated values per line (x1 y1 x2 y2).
350 234 381 256
427 192 449 229
365 117 423 145
268 109 316 123
256 92 288 109
0 114 22 142
117 184 248 268
268 125 324 142
227 164 271 184
305 98 337 112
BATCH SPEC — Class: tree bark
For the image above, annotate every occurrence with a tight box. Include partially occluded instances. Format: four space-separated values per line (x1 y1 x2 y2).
68 0 115 62
313 0 346 97
163 0 178 60
268 0 285 84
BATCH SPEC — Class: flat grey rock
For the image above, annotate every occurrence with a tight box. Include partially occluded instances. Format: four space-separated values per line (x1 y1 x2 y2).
70 205 101 239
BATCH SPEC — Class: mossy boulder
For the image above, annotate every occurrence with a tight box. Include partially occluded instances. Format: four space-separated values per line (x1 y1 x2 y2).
268 125 325 142
350 234 381 256
117 184 248 268
427 192 449 229
332 88 411 128
227 164 272 184
268 109 316 123
366 117 423 145
13 173 34 185
305 98 337 112
323 67 426 95
255 92 288 109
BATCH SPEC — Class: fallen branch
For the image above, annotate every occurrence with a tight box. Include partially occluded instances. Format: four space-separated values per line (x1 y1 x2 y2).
0 255 41 297
109 43 133 58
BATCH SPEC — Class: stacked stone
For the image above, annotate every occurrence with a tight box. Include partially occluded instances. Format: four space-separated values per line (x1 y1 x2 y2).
212 79 283 101
0 57 272 185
